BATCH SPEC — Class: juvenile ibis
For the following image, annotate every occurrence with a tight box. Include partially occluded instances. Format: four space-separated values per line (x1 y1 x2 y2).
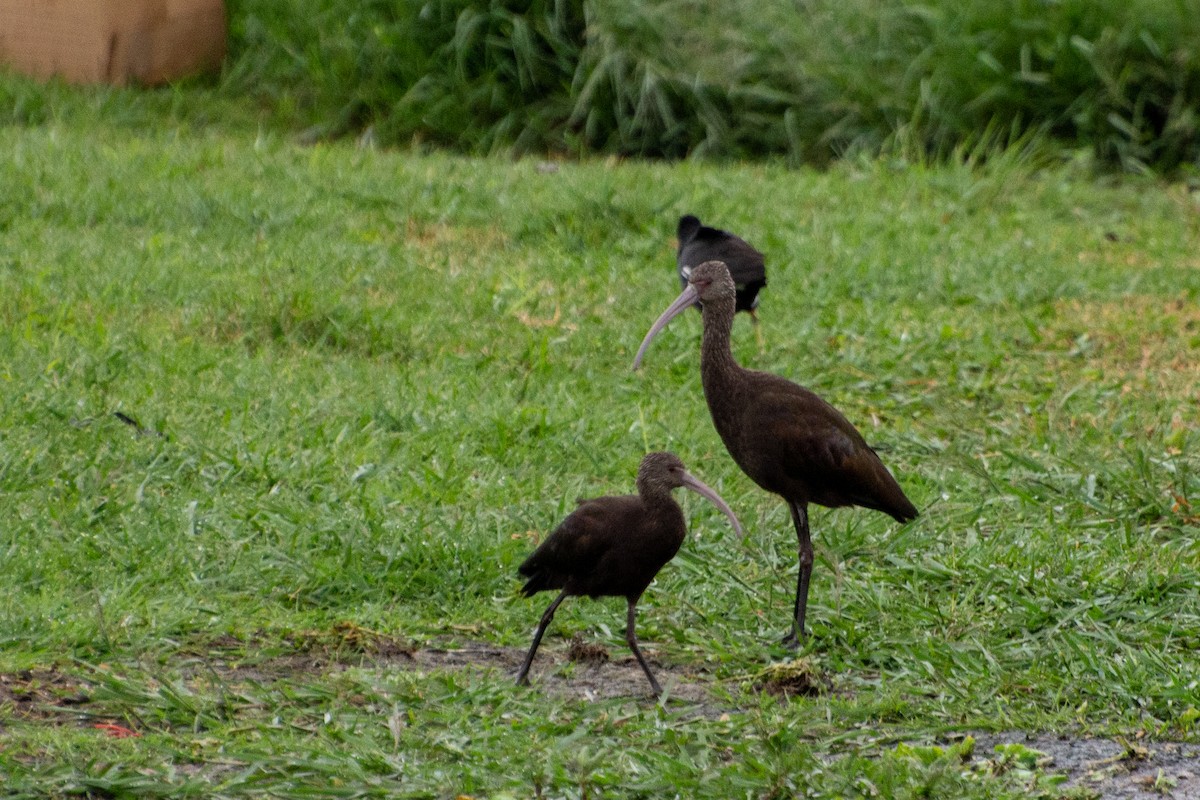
515 451 744 696
677 215 767 321
633 261 917 646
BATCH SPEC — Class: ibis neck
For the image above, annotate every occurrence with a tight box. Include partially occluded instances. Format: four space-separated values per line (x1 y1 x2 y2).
699 298 742 397
636 477 673 505
636 484 682 521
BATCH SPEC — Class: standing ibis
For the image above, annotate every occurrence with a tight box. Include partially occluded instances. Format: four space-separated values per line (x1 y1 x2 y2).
515 451 744 696
677 215 767 323
633 261 917 646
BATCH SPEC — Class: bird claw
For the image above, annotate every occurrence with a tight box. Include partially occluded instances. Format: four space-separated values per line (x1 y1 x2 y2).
779 628 805 650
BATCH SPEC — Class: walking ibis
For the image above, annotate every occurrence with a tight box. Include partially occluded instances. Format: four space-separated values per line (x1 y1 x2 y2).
677 215 767 322
515 451 744 695
633 261 917 646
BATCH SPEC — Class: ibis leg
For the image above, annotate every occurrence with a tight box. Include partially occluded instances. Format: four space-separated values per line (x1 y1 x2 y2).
624 599 662 697
516 590 568 686
751 309 764 352
781 501 813 648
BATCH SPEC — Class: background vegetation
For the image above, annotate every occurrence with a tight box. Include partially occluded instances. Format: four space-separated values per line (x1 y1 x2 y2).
216 0 1200 170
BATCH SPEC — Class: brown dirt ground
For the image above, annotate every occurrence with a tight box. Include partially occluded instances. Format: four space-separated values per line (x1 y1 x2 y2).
4 638 1198 798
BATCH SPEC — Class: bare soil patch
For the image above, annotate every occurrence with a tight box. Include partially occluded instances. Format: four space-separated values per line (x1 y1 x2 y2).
6 639 1198 799
409 640 715 703
0 667 90 721
968 732 1200 799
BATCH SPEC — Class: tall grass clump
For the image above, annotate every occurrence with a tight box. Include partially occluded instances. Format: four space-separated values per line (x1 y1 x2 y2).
810 0 1200 171
220 0 1200 170
224 0 582 147
223 0 797 158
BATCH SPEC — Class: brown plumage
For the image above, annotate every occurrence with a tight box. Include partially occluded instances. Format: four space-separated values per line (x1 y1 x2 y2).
634 261 917 646
515 451 743 696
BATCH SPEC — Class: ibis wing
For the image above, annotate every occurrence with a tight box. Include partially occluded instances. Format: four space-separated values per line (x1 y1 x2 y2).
518 495 641 593
771 415 865 489
746 385 911 515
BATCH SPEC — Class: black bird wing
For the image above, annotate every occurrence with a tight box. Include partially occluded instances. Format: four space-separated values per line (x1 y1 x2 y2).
677 219 767 288
677 216 767 313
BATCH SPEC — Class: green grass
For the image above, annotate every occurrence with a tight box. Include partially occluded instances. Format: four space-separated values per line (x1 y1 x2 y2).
2 93 1200 796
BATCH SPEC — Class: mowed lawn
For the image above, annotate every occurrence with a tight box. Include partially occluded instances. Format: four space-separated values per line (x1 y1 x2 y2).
2 119 1199 797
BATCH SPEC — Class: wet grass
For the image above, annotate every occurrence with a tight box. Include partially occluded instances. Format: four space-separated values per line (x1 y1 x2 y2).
1 114 1199 796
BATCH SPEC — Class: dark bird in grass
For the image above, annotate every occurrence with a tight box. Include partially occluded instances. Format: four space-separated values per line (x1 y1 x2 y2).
515 451 744 696
633 261 918 647
677 215 767 323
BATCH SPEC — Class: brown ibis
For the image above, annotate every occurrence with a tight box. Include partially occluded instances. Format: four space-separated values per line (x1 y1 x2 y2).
677 215 767 322
633 260 917 646
515 451 744 696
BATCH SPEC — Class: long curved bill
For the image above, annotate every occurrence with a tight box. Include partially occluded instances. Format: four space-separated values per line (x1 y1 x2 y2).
680 470 745 538
631 284 699 370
